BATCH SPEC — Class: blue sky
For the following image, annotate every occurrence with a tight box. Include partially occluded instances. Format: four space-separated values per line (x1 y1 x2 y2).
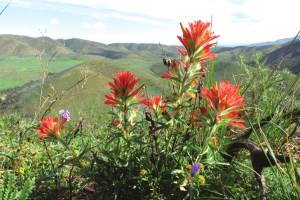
0 0 299 45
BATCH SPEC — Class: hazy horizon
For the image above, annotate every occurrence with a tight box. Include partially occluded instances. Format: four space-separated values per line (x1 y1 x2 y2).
0 32 298 48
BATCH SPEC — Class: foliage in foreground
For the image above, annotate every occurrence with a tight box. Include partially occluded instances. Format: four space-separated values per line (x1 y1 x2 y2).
0 171 34 200
0 20 299 200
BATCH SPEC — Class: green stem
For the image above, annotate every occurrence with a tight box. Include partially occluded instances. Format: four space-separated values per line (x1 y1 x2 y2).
43 141 58 195
43 141 56 175
123 102 128 132
196 123 218 163
178 70 189 98
57 136 79 163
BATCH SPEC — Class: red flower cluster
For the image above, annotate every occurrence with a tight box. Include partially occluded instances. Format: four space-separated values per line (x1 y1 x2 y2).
201 81 246 129
38 117 66 140
104 71 144 106
178 20 219 64
143 96 166 112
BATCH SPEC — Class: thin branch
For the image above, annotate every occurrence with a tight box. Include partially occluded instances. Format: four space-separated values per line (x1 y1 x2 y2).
0 1 10 16
222 139 290 200
40 74 90 120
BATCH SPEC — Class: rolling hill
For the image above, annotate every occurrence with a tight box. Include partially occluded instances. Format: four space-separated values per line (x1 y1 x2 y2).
0 34 299 73
247 37 300 47
0 34 299 118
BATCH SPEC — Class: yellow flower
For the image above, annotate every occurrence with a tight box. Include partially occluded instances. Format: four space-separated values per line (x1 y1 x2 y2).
16 167 25 175
197 175 206 185
139 169 148 177
79 160 89 168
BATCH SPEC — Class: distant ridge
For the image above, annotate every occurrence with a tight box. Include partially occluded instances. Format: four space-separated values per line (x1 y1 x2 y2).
247 37 300 47
0 34 299 73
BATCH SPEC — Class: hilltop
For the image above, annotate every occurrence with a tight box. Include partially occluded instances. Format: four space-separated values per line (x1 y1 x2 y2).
0 34 73 56
0 34 177 60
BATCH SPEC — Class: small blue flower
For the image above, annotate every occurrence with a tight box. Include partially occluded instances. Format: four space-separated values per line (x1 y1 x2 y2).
59 109 71 121
191 163 201 177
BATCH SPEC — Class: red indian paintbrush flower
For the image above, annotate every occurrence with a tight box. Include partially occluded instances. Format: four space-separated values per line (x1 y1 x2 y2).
104 71 145 106
177 20 219 64
143 96 166 112
38 117 61 140
201 81 246 129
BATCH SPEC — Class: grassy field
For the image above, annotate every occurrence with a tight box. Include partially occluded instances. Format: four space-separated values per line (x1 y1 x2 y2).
6 56 168 121
0 56 83 90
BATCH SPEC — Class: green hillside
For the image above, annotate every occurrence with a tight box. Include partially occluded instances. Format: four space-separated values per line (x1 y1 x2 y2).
0 56 82 90
0 35 82 90
0 34 299 119
3 58 168 120
0 35 177 90
215 44 281 63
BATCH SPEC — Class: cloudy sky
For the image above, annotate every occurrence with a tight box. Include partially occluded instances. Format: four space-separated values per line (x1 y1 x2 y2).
0 0 299 45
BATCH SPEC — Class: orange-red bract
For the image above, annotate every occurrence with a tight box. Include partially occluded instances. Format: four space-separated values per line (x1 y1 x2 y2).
38 117 60 140
104 71 144 106
201 81 246 129
143 96 166 112
177 20 219 64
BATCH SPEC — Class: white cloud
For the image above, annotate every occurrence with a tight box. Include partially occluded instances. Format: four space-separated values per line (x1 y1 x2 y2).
82 21 105 30
44 0 101 7
5 0 300 45
6 0 34 8
50 17 60 25
91 11 169 27
39 0 300 44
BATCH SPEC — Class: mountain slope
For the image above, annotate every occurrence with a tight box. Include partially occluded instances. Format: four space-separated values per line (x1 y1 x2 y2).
247 37 300 47
264 40 300 73
215 44 281 63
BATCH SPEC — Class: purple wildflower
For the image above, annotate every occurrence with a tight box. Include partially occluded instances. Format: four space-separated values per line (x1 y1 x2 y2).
59 109 71 122
191 163 201 177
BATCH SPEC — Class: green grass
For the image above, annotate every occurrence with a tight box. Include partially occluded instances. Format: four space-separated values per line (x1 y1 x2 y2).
10 57 167 121
0 56 83 90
